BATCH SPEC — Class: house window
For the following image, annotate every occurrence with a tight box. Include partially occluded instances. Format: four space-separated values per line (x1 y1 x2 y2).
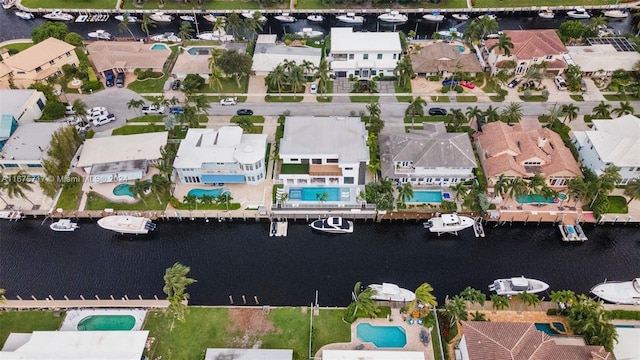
291 158 298 162
312 159 322 164
377 54 383 60
349 54 354 60
27 164 42 167
35 66 42 72
371 70 377 76
327 159 338 164
393 54 397 60
545 55 553 60
354 70 360 76
2 164 18 168
49 60 55 65
363 54 369 60
65 51 71 57
344 177 354 184
37 99 45 110
345 167 353 170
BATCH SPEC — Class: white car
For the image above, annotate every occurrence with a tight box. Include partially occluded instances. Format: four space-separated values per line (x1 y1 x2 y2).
65 105 75 115
310 82 318 94
89 110 109 121
89 106 107 113
142 105 166 114
66 116 83 125
220 97 237 106
92 114 116 126
75 121 91 132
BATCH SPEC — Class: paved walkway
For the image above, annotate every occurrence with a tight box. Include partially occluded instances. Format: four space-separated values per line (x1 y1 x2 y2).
1 298 170 309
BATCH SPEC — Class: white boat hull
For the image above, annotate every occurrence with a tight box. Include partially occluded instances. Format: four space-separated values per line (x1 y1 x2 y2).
489 277 549 296
337 15 364 24
424 214 474 234
50 219 79 232
603 10 628 18
15 11 35 20
307 15 324 22
43 12 74 21
423 14 445 22
150 13 173 22
115 15 137 22
377 14 408 23
309 217 353 234
296 29 323 38
369 283 416 302
151 33 180 42
88 30 112 40
97 215 156 235
275 15 296 22
538 12 555 19
452 14 469 20
591 279 640 305
0 211 23 221
180 15 196 22
567 11 590 19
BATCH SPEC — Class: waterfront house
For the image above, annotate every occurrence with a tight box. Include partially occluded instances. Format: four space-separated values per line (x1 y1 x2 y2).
572 115 640 184
410 42 483 77
86 41 170 77
278 116 369 186
566 43 640 77
173 127 267 185
205 348 293 360
459 321 612 359
475 118 581 188
0 330 149 359
76 132 168 183
379 122 476 187
483 29 567 76
0 38 78 90
172 43 247 80
329 27 402 79
0 89 46 149
252 34 321 76
0 122 65 175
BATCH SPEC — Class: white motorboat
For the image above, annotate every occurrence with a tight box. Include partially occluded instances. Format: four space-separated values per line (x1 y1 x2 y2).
423 213 474 235
591 278 640 305
151 32 181 42
567 8 590 19
558 224 588 242
50 219 79 232
603 9 628 18
307 14 324 22
479 13 497 20
296 28 323 38
88 30 113 40
97 215 156 235
0 210 23 221
437 28 463 39
489 276 550 296
309 217 353 234
598 26 616 37
150 12 174 22
274 12 296 22
377 11 408 23
336 12 364 24
43 9 74 21
196 30 233 41
451 13 469 21
2 0 16 9
241 10 267 22
75 14 88 22
115 14 137 22
423 11 444 22
203 14 224 23
369 283 416 302
538 8 555 19
180 15 196 22
15 11 35 20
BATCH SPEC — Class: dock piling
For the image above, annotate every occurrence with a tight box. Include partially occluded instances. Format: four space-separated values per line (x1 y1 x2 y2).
31 295 36 301
17 295 22 300
242 295 246 304
80 295 85 300
254 296 259 304
229 295 233 304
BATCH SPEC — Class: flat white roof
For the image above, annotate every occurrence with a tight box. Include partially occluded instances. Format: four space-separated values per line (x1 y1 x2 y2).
585 115 640 166
613 326 640 360
567 44 640 72
0 122 65 161
322 350 425 360
330 28 401 53
0 330 149 360
77 132 168 168
0 90 40 119
205 348 293 360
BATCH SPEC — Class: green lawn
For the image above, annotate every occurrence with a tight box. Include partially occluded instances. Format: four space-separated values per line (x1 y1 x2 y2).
296 0 466 8
197 77 248 94
22 0 112 8
231 115 265 123
0 42 33 53
127 115 166 123
350 95 379 103
55 173 83 211
431 96 450 103
476 0 618 6
457 96 478 102
570 95 585 102
311 309 351 356
603 94 639 101
0 311 65 347
403 115 452 123
265 95 304 102
111 124 168 135
263 308 311 360
317 81 334 103
85 189 169 211
519 95 548 102
127 72 169 94
122 0 262 10
607 195 629 213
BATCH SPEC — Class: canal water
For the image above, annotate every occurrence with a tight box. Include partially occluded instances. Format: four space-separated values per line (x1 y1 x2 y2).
1 219 638 306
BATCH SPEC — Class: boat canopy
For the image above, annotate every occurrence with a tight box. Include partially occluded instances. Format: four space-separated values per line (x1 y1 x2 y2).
382 283 400 294
442 214 459 225
511 277 529 290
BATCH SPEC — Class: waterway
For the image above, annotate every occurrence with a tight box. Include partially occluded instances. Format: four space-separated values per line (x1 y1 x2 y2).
1 219 638 306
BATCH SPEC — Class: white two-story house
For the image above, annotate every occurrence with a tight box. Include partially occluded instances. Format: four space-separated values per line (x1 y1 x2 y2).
572 115 640 185
329 27 402 79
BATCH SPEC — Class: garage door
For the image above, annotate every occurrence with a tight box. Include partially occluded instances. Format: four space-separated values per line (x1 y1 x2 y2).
335 71 347 78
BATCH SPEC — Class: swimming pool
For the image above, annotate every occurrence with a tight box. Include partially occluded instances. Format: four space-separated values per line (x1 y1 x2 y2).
150 43 169 51
188 188 229 198
113 184 134 197
356 323 407 348
535 322 566 335
406 190 443 203
77 315 136 331
288 187 349 202
517 193 567 204
187 47 214 55
457 45 465 52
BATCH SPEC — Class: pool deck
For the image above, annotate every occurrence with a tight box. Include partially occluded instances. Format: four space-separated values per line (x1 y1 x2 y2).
60 308 148 331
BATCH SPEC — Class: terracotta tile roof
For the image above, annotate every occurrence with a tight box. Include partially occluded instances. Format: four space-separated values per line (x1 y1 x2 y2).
2 38 75 72
410 42 482 74
485 30 567 60
461 321 612 360
86 41 170 73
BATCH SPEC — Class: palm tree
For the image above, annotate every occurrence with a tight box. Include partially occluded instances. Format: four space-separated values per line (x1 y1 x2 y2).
493 174 511 199
218 192 233 210
225 13 243 39
490 294 510 310
200 194 215 207
448 108 467 132
545 103 564 124
235 117 255 133
508 177 529 203
567 177 588 206
300 59 316 78
478 16 499 39
623 178 640 205
612 101 634 117
460 286 486 306
560 103 580 124
528 173 547 197
140 13 156 41
192 95 211 115
127 99 145 117
393 56 413 90
484 105 500 123
518 291 541 308
396 182 414 207
350 281 379 318
288 65 305 97
118 13 136 39
183 194 197 209
444 295 468 327
178 21 194 41
366 101 381 121
466 105 484 129
450 182 469 203
408 282 437 314
405 96 426 128
500 102 523 125
150 174 170 202
208 66 225 96
163 262 197 323
4 171 34 206
213 17 226 40
550 289 577 311
592 101 612 119
267 64 287 98
131 179 150 205
314 58 331 97
489 33 514 57
472 311 487 321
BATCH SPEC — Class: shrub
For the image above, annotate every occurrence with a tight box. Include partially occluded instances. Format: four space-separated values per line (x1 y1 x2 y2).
523 90 532 99
547 308 558 315
455 85 464 93
542 89 550 98
441 85 450 93
81 80 102 93
40 101 66 120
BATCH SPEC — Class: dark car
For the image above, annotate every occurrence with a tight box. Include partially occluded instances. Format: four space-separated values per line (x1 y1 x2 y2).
116 72 125 88
171 79 181 91
442 79 458 86
236 109 254 116
507 78 521 89
169 106 184 115
428 107 447 116
105 70 115 87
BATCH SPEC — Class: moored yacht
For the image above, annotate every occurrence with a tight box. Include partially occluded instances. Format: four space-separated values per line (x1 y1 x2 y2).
115 14 137 22
88 30 113 40
203 14 224 23
423 11 445 22
591 278 640 305
567 7 590 19
423 213 474 235
15 11 35 20
0 210 23 221
538 8 555 19
603 9 628 18
479 13 497 20
451 13 469 21
368 283 416 302
274 12 296 22
309 217 353 234
196 30 233 41
2 0 16 9
307 14 324 22
97 215 156 235
241 10 267 22
296 28 323 38
377 10 408 23
336 12 364 24
489 276 550 296
150 12 174 22
179 15 196 22
50 219 79 232
150 32 180 42
43 9 74 21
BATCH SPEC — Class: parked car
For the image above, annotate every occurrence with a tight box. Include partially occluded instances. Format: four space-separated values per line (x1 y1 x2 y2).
580 78 587 92
459 80 475 89
89 110 108 121
554 76 567 91
92 113 116 126
89 106 107 114
116 72 125 88
142 105 165 114
310 82 318 94
220 97 237 106
171 79 181 91
66 116 83 125
442 79 459 86
75 121 91 132
236 109 254 116
428 107 448 116
105 70 115 87
522 80 536 90
65 105 75 115
508 78 521 88
169 106 184 115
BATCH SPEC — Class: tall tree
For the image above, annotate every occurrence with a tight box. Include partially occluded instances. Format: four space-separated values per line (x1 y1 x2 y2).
592 101 612 119
192 95 211 115
460 287 486 306
408 282 438 316
560 103 580 124
612 101 634 117
225 12 243 39
266 64 287 98
178 21 194 41
140 13 156 40
163 262 197 323
4 171 34 206
289 65 305 97
126 99 145 117
489 33 514 57
483 105 500 123
118 14 136 39
393 56 413 90
396 182 414 207
490 294 510 310
150 174 170 203
72 99 88 118
349 281 379 318
131 179 150 205
405 96 426 128
218 50 253 88
519 291 541 308
444 295 468 327
314 58 331 97
623 178 640 205
500 102 523 125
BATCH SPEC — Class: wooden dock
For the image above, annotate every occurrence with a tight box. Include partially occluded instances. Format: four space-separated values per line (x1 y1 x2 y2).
0 297 171 310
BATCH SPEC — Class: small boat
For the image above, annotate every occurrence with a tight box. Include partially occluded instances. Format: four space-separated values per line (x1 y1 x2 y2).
538 8 555 19
598 26 616 37
473 219 485 238
50 219 79 232
203 14 224 23
15 11 35 20
558 224 588 242
377 11 408 23
2 0 16 9
274 12 296 22
567 8 590 19
307 14 324 22
150 12 174 22
75 14 88 22
309 217 353 234
603 9 628 18
43 9 74 21
368 283 416 302
423 11 445 22
115 14 137 22
241 10 267 22
97 215 156 235
485 31 503 39
180 15 196 22
423 213 474 235
451 13 469 21
88 30 113 40
336 12 364 24
196 30 233 41
489 276 550 296
0 210 23 221
151 32 181 42
479 13 497 20
591 278 640 305
296 28 323 38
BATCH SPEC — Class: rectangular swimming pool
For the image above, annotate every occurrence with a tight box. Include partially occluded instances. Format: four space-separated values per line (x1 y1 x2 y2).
356 323 407 348
288 187 350 201
406 190 443 203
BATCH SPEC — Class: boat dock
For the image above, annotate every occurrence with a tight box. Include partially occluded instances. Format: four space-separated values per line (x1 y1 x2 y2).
473 218 485 238
270 219 288 237
559 224 588 242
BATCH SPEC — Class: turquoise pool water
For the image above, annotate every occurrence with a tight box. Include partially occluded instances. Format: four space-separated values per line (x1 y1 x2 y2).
356 323 407 348
457 45 465 52
113 184 134 197
188 188 229 198
517 193 567 204
187 47 213 55
406 190 443 203
150 43 168 50
77 315 136 331
288 187 349 201
535 322 566 335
